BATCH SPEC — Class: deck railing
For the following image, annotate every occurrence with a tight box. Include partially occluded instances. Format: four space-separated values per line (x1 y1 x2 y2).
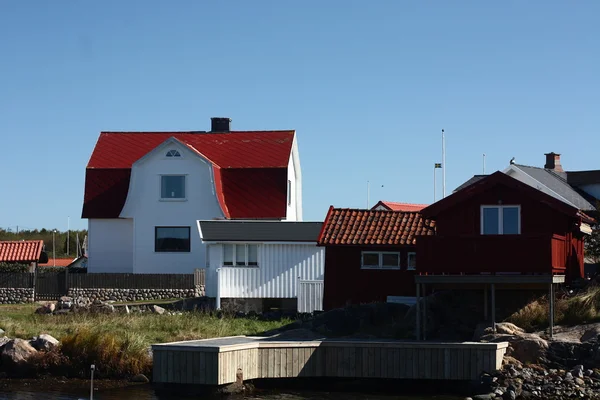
416 234 568 275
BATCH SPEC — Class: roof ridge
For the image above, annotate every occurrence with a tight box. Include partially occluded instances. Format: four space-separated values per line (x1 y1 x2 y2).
331 207 424 214
382 201 429 206
0 239 44 244
100 130 295 134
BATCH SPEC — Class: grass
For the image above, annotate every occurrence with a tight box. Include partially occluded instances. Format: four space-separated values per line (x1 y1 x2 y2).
0 303 291 378
506 286 600 331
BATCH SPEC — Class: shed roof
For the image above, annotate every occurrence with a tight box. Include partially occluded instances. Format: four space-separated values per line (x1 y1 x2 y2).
317 207 435 246
0 240 44 263
198 220 323 242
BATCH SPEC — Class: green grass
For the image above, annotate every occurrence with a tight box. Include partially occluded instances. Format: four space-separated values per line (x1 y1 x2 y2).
0 303 291 379
0 304 290 345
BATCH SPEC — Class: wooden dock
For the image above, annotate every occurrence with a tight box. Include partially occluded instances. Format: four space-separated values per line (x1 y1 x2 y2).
151 336 508 385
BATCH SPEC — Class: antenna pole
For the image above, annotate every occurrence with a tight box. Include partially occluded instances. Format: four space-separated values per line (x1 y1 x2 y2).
366 180 370 209
442 129 446 198
483 153 486 174
433 165 436 202
67 216 70 256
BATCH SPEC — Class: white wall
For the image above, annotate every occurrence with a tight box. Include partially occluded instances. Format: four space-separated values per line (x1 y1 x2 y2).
580 184 600 202
204 243 324 298
87 219 134 273
120 140 225 274
290 136 303 221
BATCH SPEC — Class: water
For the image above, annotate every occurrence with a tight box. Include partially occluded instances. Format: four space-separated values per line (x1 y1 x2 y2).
0 384 462 400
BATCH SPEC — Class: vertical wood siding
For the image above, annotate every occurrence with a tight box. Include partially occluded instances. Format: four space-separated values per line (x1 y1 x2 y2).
205 243 324 298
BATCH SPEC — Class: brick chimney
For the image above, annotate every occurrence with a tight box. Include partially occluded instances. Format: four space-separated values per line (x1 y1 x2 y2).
210 117 231 132
544 152 563 172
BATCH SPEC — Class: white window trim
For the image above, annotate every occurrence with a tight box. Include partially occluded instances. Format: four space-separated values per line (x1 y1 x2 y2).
223 243 259 267
480 205 521 235
159 174 188 201
360 251 401 270
407 252 416 271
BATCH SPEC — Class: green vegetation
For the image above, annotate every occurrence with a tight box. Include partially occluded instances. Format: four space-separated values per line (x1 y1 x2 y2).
0 228 88 259
0 304 290 379
506 286 600 331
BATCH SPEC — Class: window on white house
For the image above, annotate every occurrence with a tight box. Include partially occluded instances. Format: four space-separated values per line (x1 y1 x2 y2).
407 252 416 270
166 149 181 157
361 251 401 269
223 244 259 266
481 205 520 235
287 180 292 206
155 227 190 252
161 175 186 199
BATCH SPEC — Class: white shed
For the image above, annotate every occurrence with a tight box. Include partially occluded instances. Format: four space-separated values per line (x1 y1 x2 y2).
197 220 325 313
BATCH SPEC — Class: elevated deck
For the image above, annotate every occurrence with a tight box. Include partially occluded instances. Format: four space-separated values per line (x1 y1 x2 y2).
152 336 508 385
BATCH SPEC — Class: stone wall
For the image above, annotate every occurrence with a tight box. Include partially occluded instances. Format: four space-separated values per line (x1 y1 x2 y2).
0 288 35 304
67 285 205 302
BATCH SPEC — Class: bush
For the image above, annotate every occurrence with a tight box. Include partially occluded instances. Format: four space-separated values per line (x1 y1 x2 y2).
0 262 29 273
506 299 550 331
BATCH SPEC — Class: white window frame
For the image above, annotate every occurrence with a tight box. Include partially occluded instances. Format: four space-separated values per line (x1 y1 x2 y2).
159 174 187 201
165 149 182 158
407 252 416 271
222 243 259 267
360 251 401 270
480 205 521 235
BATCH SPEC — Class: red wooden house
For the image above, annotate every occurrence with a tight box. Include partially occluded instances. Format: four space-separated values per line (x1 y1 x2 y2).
414 171 595 339
417 171 593 279
317 207 435 310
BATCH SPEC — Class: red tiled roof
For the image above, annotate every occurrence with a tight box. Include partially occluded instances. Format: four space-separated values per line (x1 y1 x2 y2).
372 201 428 212
317 207 435 246
0 240 44 263
82 131 295 219
38 258 74 267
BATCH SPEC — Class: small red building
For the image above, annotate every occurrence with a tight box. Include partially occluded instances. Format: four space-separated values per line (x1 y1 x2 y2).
417 171 594 279
317 207 435 310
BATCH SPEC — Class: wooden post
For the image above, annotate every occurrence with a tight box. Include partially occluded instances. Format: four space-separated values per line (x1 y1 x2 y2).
491 283 496 333
416 283 421 341
423 284 427 341
484 285 488 321
549 283 554 339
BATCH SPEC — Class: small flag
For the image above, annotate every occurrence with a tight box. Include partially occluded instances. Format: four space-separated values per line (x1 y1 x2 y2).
434 163 442 168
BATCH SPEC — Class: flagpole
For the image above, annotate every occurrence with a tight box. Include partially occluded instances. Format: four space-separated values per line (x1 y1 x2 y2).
483 153 486 174
442 129 446 198
366 180 370 209
434 165 436 202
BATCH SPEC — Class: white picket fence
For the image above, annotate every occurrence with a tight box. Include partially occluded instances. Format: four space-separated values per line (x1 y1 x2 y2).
297 279 324 313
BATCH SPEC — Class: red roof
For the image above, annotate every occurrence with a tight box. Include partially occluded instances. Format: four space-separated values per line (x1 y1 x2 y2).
317 207 435 246
0 240 44 263
82 131 295 219
372 201 428 212
38 258 74 267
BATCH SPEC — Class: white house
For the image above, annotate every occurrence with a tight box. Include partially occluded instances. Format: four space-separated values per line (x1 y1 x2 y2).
197 220 325 312
82 117 303 274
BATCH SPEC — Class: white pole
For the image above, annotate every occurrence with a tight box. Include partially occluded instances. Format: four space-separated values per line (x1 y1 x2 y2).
67 216 70 256
90 364 95 400
52 230 56 267
433 165 436 202
442 129 446 198
366 180 370 209
483 153 486 175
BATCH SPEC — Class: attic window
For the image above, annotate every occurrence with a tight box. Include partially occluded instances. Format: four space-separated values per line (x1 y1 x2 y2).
166 150 181 158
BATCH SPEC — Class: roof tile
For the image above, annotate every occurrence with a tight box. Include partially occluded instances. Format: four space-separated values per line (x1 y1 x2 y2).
0 240 44 263
318 208 435 246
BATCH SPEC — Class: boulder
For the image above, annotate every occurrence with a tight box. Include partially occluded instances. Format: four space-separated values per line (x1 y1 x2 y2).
31 334 59 352
508 334 549 364
1 338 38 368
151 305 166 315
130 373 150 383
90 302 115 314
34 305 52 314
0 328 4 336
0 336 10 351
474 322 525 342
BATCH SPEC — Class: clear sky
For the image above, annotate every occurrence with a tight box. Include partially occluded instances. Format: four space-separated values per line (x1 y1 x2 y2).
1 1 599 231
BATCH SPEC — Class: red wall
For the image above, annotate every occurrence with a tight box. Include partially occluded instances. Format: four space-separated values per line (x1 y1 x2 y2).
322 245 416 310
430 183 584 279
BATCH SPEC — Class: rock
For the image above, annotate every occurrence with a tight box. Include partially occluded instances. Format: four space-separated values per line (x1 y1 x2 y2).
47 303 56 313
31 334 59 352
151 305 165 315
124 305 130 314
502 389 516 400
0 336 10 350
1 338 37 368
130 373 149 383
508 334 548 364
574 377 585 386
0 328 4 336
472 394 495 400
90 302 115 314
34 305 52 314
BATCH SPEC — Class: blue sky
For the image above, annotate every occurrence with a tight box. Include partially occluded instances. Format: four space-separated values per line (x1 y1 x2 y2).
1 1 599 231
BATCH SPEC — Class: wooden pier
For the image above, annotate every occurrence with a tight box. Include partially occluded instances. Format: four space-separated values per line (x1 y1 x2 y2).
152 336 508 385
